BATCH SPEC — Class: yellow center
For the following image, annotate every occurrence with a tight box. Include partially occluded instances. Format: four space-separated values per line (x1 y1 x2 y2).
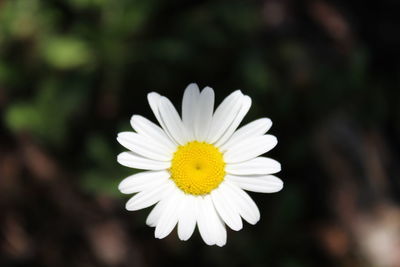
170 141 226 195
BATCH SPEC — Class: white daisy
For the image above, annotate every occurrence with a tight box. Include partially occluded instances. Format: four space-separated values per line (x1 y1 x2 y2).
117 83 283 247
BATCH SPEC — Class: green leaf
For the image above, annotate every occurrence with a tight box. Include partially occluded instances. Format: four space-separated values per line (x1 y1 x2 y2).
41 37 93 69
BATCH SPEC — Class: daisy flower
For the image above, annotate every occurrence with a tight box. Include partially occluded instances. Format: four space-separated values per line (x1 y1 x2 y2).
117 83 283 247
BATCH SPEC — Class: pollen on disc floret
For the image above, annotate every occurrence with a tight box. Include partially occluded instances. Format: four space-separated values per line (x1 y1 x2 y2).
170 141 226 195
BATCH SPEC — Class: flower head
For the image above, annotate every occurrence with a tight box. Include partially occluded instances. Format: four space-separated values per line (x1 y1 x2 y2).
117 83 283 246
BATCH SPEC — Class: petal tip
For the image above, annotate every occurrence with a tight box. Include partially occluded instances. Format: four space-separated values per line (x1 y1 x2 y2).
262 117 272 126
187 82 198 87
147 92 161 105
276 179 284 192
125 203 133 211
270 135 278 146
184 83 200 95
130 114 140 123
118 179 127 193
216 242 226 247
203 86 214 92
231 224 243 232
116 136 123 145
234 90 243 97
147 91 160 97
268 176 284 192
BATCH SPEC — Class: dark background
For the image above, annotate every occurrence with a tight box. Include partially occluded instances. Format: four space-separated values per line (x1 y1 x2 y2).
1 0 400 266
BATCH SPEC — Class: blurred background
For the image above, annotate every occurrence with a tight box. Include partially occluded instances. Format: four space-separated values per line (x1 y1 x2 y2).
1 0 400 266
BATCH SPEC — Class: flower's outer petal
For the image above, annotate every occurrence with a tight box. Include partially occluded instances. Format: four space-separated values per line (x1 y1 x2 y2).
211 183 243 231
226 174 283 193
214 216 227 247
204 195 227 247
118 170 170 194
214 95 252 147
195 196 214 246
117 132 172 161
147 92 163 125
223 134 277 163
219 118 272 152
159 97 190 145
125 180 174 211
194 87 214 141
147 92 178 145
155 188 183 239
130 115 176 152
182 83 200 139
146 199 168 227
196 195 227 246
117 152 170 170
225 157 281 175
177 194 197 241
224 180 260 225
206 90 243 143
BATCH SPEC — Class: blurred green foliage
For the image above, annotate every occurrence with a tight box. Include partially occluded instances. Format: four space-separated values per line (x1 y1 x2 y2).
5 80 87 144
41 36 93 69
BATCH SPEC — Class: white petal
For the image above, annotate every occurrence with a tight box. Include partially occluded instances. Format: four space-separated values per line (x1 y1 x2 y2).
206 90 243 143
194 87 214 141
146 199 168 227
219 118 272 152
227 174 283 193
214 95 252 147
130 115 176 152
225 157 281 175
177 195 197 241
204 195 227 247
158 97 190 145
223 134 278 163
195 196 214 246
214 217 227 247
147 92 178 145
125 180 174 211
117 152 170 170
182 83 200 139
196 195 227 246
211 183 243 231
147 92 163 124
154 188 183 239
117 132 172 161
224 181 260 225
118 170 170 194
